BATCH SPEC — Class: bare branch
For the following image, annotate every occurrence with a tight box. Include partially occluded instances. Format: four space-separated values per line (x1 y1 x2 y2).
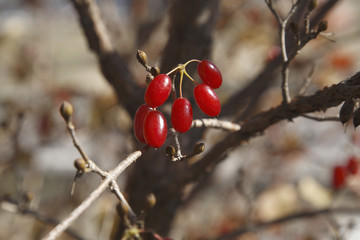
191 118 241 131
62 104 137 220
41 150 143 240
213 207 360 240
222 0 340 118
265 0 300 104
181 71 360 187
301 114 339 122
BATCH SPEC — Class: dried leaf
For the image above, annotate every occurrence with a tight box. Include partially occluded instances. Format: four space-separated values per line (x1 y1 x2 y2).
339 99 354 124
353 107 360 128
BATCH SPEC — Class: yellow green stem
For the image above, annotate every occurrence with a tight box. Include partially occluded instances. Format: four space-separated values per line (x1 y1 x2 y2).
183 70 198 85
184 59 201 66
179 70 184 98
166 65 181 76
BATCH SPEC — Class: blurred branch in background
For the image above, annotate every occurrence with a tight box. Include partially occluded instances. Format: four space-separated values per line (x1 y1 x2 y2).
70 0 143 117
213 206 360 240
0 194 83 240
221 0 340 120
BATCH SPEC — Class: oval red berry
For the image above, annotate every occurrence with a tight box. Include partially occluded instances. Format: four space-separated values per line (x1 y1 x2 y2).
346 156 358 175
133 104 152 143
145 74 172 108
194 84 221 116
197 60 222 89
143 110 167 148
332 165 347 190
171 98 193 133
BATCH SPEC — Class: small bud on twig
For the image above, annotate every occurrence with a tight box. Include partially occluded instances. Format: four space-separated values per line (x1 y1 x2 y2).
60 101 73 122
136 50 148 67
317 20 328 33
150 66 160 77
166 145 176 157
192 143 205 155
74 158 87 172
146 73 154 84
145 193 156 210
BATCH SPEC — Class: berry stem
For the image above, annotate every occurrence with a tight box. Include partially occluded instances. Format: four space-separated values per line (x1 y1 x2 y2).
183 70 198 85
166 65 181 76
179 70 184 98
184 59 201 66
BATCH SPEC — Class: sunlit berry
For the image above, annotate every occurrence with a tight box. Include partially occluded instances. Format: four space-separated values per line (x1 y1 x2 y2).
194 84 221 116
171 98 193 133
197 60 222 89
143 110 167 148
145 74 172 108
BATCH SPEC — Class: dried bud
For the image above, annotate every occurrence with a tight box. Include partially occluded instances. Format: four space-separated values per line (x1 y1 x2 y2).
60 101 73 122
317 20 328 32
74 158 87 172
145 193 156 210
136 50 148 67
290 22 299 34
308 0 318 12
193 143 205 155
353 108 360 129
146 73 154 85
166 145 176 157
150 66 160 77
339 99 354 124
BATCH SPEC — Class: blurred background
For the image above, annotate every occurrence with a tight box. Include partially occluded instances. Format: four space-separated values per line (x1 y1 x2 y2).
1 0 360 239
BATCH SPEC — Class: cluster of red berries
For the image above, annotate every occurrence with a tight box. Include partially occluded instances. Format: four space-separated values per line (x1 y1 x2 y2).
133 60 222 148
332 156 359 190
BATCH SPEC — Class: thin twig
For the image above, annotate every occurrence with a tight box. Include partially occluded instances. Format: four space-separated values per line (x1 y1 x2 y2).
168 119 240 162
298 63 317 96
41 150 143 240
265 0 299 104
65 117 136 220
191 118 241 131
301 114 339 122
180 71 360 188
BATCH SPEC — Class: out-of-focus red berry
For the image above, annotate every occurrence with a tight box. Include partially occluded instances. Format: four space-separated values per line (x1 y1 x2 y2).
133 104 152 143
332 165 347 190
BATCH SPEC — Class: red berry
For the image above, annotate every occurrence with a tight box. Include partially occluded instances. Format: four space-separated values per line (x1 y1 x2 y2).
197 60 222 89
332 165 347 190
145 74 172 108
171 98 193 133
143 110 167 148
346 156 358 175
194 84 221 116
133 104 152 143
